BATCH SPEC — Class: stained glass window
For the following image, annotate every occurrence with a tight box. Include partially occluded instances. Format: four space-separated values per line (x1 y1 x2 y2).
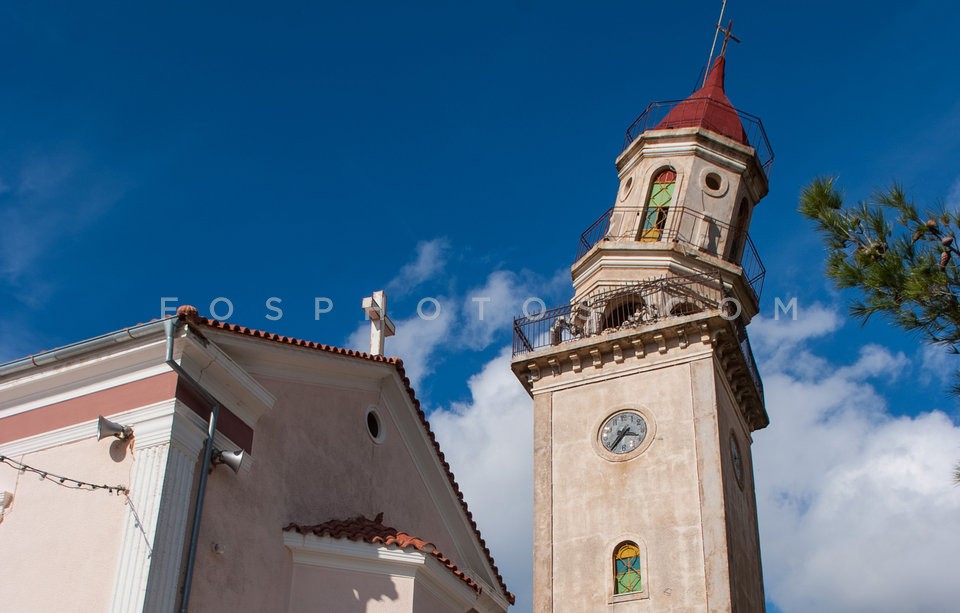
614 541 642 594
639 169 676 241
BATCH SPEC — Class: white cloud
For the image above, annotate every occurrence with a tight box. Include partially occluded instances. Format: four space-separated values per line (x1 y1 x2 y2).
387 238 450 296
752 309 960 613
347 297 456 389
750 302 843 351
345 242 569 391
428 348 533 613
918 343 956 388
459 270 539 351
458 268 570 351
0 154 123 301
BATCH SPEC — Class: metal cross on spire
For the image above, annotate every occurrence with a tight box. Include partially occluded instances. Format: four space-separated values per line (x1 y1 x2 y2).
717 19 741 58
702 0 742 86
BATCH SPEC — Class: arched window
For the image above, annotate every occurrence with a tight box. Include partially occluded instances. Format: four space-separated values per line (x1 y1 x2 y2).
670 301 702 317
728 197 750 262
639 169 676 241
601 294 645 331
613 541 642 594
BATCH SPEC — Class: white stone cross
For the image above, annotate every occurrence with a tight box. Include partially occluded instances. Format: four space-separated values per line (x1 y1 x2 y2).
362 290 396 356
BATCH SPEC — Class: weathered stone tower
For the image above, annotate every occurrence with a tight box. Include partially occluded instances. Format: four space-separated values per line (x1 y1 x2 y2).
511 55 772 612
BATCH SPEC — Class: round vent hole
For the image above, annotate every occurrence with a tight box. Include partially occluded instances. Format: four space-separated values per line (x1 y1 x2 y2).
367 411 381 439
705 173 722 191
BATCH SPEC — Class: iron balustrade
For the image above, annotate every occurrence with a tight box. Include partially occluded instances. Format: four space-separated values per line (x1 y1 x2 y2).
574 206 765 300
621 99 774 177
511 271 764 400
733 315 764 402
512 272 725 356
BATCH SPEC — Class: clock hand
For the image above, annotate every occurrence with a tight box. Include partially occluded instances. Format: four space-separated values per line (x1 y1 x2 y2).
609 427 630 450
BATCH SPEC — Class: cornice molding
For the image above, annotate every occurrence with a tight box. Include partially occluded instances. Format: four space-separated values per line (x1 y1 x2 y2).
0 341 171 419
175 330 276 429
204 328 394 390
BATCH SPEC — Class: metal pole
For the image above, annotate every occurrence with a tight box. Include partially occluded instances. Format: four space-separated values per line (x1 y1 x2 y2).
164 317 223 613
703 0 727 86
178 405 218 613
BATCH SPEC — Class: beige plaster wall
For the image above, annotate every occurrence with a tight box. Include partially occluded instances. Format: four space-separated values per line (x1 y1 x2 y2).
715 367 765 611
187 376 464 612
0 437 133 613
543 353 716 611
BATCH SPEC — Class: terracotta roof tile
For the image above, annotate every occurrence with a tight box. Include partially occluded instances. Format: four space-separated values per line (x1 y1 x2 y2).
285 514 483 595
655 55 747 145
177 306 514 605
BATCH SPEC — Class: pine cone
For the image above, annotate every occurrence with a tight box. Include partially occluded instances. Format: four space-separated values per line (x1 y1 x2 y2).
940 251 951 270
943 236 954 247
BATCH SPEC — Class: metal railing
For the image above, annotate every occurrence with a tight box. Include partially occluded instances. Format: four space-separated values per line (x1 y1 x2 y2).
512 271 764 400
622 99 774 176
575 206 765 300
733 315 764 401
512 271 725 356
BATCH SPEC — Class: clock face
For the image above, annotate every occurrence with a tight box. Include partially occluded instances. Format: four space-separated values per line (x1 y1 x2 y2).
730 434 744 486
599 411 647 455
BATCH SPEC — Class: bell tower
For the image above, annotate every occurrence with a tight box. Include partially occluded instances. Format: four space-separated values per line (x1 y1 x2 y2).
512 55 772 612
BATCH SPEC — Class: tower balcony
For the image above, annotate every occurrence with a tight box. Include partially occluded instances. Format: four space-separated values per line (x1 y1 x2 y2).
575 205 766 302
511 271 765 411
622 98 774 178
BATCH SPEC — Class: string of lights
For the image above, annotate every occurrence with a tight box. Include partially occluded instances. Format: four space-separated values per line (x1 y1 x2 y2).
0 455 129 496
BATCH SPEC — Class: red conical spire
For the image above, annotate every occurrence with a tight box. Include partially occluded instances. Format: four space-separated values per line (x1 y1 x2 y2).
655 56 747 144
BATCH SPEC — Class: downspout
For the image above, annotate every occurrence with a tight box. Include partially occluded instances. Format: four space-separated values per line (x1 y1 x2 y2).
164 316 220 613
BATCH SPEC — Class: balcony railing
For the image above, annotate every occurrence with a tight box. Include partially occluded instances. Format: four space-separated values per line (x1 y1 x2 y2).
513 271 725 356
575 205 765 300
622 99 774 177
733 315 764 402
511 271 764 400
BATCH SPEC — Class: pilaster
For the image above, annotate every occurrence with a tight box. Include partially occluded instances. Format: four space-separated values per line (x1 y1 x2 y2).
532 392 553 613
109 403 205 613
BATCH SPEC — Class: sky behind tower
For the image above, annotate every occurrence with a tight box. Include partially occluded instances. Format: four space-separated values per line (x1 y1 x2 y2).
2 2 960 611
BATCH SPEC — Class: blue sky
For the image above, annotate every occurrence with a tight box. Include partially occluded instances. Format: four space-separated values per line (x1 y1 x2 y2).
3 2 960 611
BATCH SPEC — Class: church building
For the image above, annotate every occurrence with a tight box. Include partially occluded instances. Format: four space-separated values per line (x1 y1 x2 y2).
0 303 514 612
511 51 772 611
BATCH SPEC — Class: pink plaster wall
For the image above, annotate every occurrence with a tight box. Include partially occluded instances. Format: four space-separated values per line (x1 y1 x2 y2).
0 372 178 444
0 437 133 612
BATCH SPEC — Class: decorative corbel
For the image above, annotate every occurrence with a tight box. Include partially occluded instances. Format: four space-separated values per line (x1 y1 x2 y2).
547 357 561 377
653 333 667 354
699 322 712 345
527 362 540 383
676 327 688 349
612 344 624 363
